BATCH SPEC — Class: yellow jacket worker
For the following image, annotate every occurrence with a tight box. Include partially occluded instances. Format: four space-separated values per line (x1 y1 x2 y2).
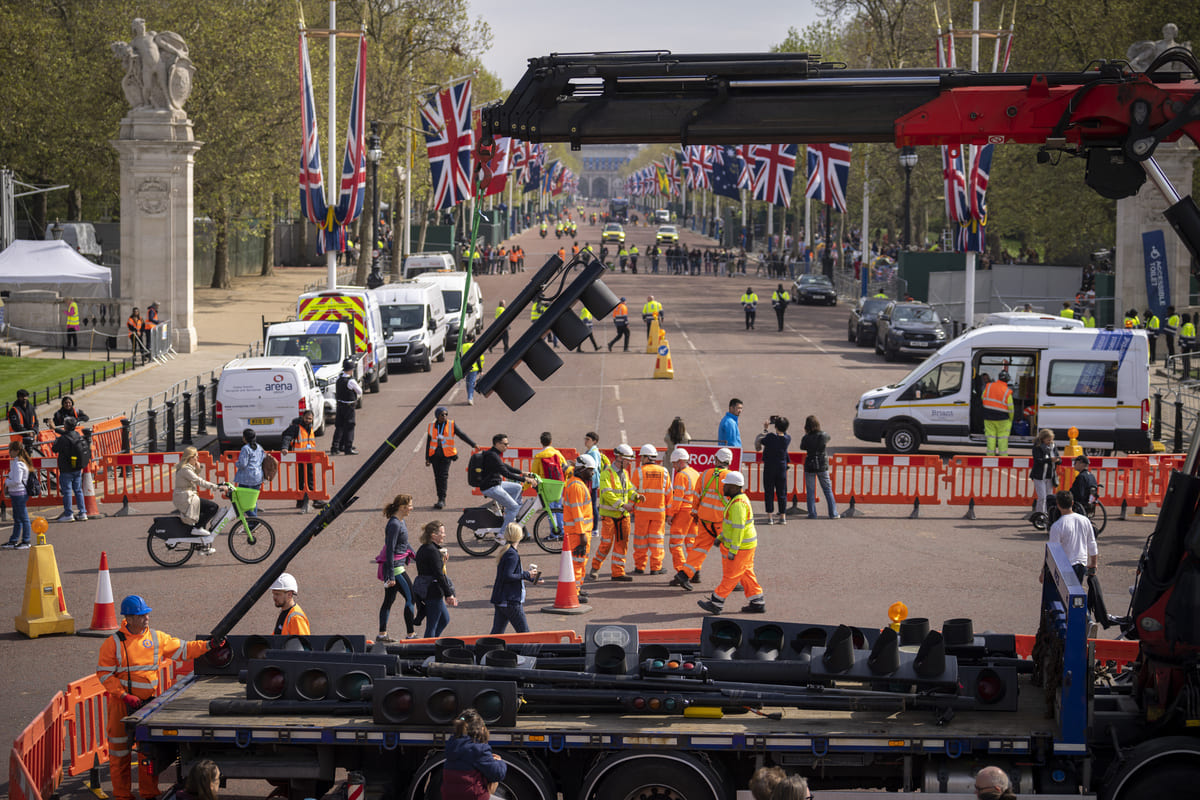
589 444 637 581
697 471 765 615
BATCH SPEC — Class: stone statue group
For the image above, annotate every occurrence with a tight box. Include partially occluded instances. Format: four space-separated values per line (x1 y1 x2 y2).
111 18 194 112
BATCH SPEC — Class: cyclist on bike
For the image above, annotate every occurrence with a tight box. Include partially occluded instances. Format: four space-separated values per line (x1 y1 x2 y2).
1068 455 1098 513
173 446 224 555
480 433 537 538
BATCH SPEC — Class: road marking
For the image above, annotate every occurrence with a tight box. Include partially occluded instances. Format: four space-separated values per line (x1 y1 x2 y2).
617 407 624 424
677 321 722 413
795 331 829 354
620 429 628 445
682 331 697 350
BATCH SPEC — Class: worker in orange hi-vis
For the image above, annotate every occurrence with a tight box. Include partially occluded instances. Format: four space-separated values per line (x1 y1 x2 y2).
666 448 700 574
631 444 670 574
670 447 732 592
97 595 217 800
562 454 597 601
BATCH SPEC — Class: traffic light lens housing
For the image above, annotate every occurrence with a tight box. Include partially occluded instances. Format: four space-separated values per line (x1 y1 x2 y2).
382 688 414 722
428 688 461 723
522 339 563 381
581 280 620 319
975 668 1006 704
493 371 536 412
473 690 505 724
244 636 271 660
337 671 374 701
297 668 330 700
281 636 311 652
323 635 354 653
253 667 286 700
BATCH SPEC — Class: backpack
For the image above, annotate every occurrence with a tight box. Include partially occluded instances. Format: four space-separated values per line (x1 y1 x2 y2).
541 453 566 482
466 451 486 488
24 469 43 498
59 432 89 470
261 450 279 483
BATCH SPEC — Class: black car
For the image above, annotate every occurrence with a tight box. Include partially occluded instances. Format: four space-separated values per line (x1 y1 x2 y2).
847 297 891 346
792 274 837 305
873 301 948 361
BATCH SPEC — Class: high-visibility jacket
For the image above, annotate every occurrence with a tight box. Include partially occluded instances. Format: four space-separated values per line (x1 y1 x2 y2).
275 604 310 636
740 293 758 308
1148 315 1160 333
572 244 580 255
1081 314 1096 328
632 463 669 521
873 292 888 299
293 423 317 451
533 445 567 479
127 316 143 334
1060 307 1075 319
618 247 629 258
720 493 757 553
668 465 700 516
509 250 519 264
693 466 728 524
1168 314 1181 333
428 420 458 458
982 380 1013 416
66 301 79 327
580 307 595 328
613 302 629 326
562 476 594 537
772 290 790 306
459 341 482 372
495 305 505 320
97 621 208 701
145 307 158 327
1124 314 1140 328
599 465 636 519
642 300 663 319
1181 322 1196 344
630 245 639 256
531 303 544 322
557 248 566 260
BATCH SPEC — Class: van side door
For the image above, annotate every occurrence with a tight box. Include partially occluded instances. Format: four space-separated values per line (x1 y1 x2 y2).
895 361 968 442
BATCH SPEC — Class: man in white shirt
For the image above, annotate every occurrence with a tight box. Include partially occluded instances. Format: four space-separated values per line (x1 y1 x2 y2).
1046 490 1098 583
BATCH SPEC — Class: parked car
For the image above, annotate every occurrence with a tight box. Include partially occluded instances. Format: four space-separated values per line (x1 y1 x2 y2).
655 225 679 244
873 301 948 361
792 274 837 306
601 223 626 244
847 297 892 347
653 209 671 223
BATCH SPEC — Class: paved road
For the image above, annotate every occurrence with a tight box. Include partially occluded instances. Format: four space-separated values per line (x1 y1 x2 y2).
2 208 1153 797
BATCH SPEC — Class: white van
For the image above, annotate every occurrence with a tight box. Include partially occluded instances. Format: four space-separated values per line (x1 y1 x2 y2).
263 320 355 419
403 252 457 279
853 326 1152 455
981 311 1084 329
418 271 484 344
369 280 448 372
296 287 388 392
216 357 326 451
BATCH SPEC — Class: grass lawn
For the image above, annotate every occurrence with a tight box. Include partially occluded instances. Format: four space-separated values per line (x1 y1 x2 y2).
0 356 130 409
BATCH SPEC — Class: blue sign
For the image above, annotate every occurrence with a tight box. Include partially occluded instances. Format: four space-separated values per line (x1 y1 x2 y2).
1142 230 1171 319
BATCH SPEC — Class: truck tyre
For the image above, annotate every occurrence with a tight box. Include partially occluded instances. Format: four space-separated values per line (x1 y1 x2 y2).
1103 737 1200 800
369 367 381 393
883 337 898 361
848 325 856 343
580 753 725 800
885 423 921 454
407 752 554 800
379 361 389 383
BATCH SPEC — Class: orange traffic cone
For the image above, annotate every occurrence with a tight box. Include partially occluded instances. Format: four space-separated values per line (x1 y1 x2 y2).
541 542 591 615
82 467 101 518
78 551 119 637
653 329 674 379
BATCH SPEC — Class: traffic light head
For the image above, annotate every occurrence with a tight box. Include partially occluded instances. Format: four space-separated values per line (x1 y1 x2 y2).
371 677 518 727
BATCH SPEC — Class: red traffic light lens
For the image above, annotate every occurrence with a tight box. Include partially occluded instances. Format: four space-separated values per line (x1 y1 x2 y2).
253 666 286 700
975 668 1006 704
382 688 414 722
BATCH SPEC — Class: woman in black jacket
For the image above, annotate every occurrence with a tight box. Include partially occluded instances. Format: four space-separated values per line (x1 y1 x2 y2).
800 415 839 519
1030 428 1059 525
413 520 457 638
489 523 541 634
377 494 417 643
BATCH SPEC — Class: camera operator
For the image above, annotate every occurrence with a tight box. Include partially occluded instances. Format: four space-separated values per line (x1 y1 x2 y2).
754 415 792 524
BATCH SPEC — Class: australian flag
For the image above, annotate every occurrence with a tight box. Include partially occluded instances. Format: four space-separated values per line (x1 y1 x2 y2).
710 145 743 200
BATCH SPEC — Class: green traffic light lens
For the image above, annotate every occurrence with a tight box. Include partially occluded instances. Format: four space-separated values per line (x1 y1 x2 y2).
337 671 373 701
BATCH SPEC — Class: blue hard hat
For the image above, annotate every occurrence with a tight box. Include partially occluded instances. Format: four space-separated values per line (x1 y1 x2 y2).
120 595 152 615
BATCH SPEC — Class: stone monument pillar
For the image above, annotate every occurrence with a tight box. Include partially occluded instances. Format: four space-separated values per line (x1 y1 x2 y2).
110 19 202 352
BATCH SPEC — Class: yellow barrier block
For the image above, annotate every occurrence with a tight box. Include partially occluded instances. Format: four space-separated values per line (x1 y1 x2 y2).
645 317 661 354
15 525 75 638
654 330 674 380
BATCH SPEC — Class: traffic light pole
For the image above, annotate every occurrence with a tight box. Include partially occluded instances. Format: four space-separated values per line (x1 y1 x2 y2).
211 253 578 642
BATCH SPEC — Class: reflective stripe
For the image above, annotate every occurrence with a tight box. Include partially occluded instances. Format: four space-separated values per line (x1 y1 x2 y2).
428 421 458 457
110 748 130 757
721 495 757 551
695 468 727 523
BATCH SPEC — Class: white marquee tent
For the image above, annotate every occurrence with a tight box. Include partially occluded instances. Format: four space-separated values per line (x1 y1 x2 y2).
0 240 112 298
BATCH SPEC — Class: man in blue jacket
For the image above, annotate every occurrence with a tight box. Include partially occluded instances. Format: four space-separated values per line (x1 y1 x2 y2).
717 398 743 448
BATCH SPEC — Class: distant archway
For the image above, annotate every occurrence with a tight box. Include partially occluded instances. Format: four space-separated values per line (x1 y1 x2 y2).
592 177 609 199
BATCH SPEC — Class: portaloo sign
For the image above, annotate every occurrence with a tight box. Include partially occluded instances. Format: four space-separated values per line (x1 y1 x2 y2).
1142 230 1171 320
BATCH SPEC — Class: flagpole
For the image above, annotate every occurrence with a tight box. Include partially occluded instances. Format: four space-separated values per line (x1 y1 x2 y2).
404 63 412 268
325 1 338 290
861 154 869 297
741 189 747 250
805 196 811 266
963 0 981 328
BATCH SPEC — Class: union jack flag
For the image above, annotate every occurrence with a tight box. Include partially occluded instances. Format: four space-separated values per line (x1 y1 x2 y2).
737 145 756 190
509 140 529 183
664 155 681 196
752 144 798 207
331 33 367 230
686 146 711 190
805 143 851 213
419 78 473 209
297 30 327 229
957 143 993 251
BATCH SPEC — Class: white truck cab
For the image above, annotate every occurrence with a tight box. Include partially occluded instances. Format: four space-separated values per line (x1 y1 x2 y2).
854 326 1152 454
369 280 449 372
418 271 484 345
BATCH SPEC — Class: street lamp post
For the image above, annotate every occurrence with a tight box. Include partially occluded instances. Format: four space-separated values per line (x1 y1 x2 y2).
899 146 918 249
366 120 383 287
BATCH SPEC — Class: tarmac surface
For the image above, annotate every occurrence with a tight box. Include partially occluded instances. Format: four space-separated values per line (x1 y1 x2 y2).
1 209 1158 798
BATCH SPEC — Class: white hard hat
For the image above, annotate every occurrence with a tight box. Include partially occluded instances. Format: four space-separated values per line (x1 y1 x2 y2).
639 444 658 458
716 447 733 464
576 453 597 470
722 471 745 487
614 443 634 457
670 448 690 462
270 573 299 594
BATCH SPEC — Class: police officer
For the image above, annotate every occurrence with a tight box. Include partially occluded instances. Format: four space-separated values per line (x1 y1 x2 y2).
629 243 640 273
982 370 1014 456
1165 305 1180 363
1145 308 1160 364
771 284 790 331
608 297 630 352
1180 313 1196 378
740 287 758 330
330 359 362 455
425 406 476 509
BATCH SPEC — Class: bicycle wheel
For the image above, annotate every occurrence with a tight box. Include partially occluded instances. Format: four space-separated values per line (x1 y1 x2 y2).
1030 511 1047 531
1089 501 1107 536
228 517 276 564
147 533 195 567
532 511 564 554
457 521 500 556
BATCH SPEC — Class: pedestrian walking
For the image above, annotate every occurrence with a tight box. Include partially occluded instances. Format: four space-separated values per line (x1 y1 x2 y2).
281 410 324 510
441 708 507 800
664 416 692 453
740 288 758 330
697 470 766 614
64 297 80 350
666 448 699 575
607 297 631 352
631 445 669 574
233 428 264 517
1030 428 1059 522
771 284 790 331
756 415 792 523
459 332 482 404
3 440 34 550
588 443 637 582
413 520 458 638
376 494 417 643
670 447 733 591
51 416 88 521
490 301 509 353
489 523 542 634
330 359 362 455
800 415 839 519
96 595 216 800
577 305 601 351
8 388 39 453
269 573 310 635
425 407 476 510
52 396 88 429
718 398 744 448
1044 490 1098 584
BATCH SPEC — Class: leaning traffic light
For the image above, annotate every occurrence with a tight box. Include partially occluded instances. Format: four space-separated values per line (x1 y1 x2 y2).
196 634 367 676
477 255 619 410
371 677 519 727
246 657 387 702
640 655 708 680
957 663 1020 711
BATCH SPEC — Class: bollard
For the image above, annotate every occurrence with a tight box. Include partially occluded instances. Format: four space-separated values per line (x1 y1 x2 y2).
1154 393 1162 442
909 496 920 520
120 417 132 454
147 409 159 454
1175 400 1184 453
210 376 219 412
182 392 193 445
1120 499 1128 521
197 383 207 434
841 495 860 518
963 498 977 520
165 399 177 452
70 376 74 393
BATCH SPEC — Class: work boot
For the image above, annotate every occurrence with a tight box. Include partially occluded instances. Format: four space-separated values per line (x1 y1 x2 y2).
697 598 723 615
650 568 665 575
577 591 589 602
669 570 693 591
741 602 767 614
433 500 445 510
632 568 646 575
585 572 598 582
611 575 633 582
692 570 701 584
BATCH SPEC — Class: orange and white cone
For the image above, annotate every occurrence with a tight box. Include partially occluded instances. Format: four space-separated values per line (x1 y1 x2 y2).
82 467 101 518
541 542 591 615
78 551 119 637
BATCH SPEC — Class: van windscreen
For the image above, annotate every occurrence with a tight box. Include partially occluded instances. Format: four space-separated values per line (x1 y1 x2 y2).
441 290 462 312
381 304 424 330
266 335 341 365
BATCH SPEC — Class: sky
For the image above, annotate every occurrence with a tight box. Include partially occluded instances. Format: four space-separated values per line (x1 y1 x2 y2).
468 0 824 91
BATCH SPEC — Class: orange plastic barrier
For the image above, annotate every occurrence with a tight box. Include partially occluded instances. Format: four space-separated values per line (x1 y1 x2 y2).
402 630 583 644
1056 456 1152 508
1013 634 1138 668
218 450 336 501
88 417 126 460
1146 454 1186 506
9 690 66 800
64 675 108 777
98 451 216 505
944 456 1035 507
739 453 807 502
831 453 943 506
